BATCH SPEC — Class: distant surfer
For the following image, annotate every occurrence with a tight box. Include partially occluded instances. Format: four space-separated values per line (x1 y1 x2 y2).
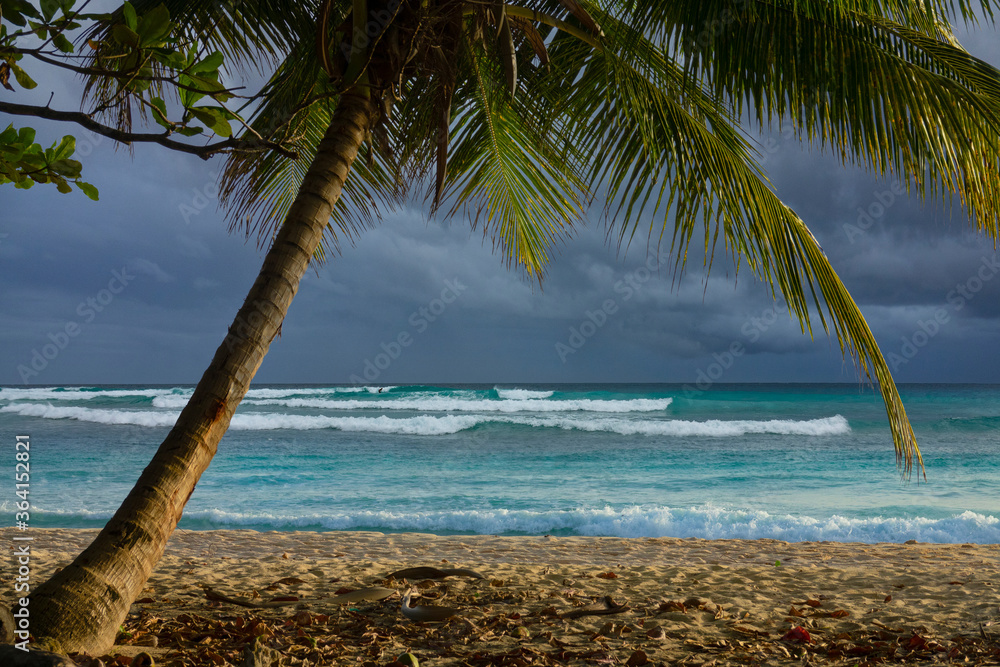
378 388 383 393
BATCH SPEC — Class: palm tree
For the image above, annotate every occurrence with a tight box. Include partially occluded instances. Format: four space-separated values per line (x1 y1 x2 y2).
27 0 1000 653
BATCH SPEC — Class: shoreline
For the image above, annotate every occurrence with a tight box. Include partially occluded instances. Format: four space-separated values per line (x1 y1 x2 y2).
7 527 1000 565
4 529 999 665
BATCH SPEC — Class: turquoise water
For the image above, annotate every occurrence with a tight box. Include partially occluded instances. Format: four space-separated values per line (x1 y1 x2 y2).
1 383 998 542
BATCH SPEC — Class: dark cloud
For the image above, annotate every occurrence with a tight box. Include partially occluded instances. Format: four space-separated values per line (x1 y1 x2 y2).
3 18 1000 385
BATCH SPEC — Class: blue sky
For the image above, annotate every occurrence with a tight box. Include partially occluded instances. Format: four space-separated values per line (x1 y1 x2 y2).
3 14 1000 386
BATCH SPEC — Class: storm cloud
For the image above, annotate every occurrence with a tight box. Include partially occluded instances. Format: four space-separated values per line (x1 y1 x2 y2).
2 19 1000 386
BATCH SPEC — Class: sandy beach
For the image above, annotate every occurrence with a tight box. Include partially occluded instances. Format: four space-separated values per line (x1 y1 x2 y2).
4 528 1000 665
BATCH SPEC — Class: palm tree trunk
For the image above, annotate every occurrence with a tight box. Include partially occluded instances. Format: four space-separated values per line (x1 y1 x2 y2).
27 91 375 655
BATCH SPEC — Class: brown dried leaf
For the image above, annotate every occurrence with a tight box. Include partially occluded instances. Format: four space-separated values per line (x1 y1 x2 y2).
272 577 306 586
658 600 686 614
626 649 650 666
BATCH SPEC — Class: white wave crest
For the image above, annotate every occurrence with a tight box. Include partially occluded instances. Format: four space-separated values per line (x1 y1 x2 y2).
2 402 848 437
17 505 997 544
1 403 179 427
0 387 181 401
230 413 480 435
153 395 187 408
494 388 554 400
239 397 674 413
526 414 851 437
245 386 394 398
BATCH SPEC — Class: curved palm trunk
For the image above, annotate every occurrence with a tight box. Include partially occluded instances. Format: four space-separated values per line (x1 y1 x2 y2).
28 92 374 655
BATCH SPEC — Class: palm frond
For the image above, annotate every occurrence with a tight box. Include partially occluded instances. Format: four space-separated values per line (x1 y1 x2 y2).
218 21 398 260
110 0 322 70
624 0 998 48
535 6 927 474
439 29 588 278
668 1 1000 240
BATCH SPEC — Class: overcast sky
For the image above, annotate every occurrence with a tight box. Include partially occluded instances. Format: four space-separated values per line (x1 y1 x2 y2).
3 18 1000 386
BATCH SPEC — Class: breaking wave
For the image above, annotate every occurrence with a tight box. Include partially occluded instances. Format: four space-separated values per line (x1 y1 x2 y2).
0 402 848 437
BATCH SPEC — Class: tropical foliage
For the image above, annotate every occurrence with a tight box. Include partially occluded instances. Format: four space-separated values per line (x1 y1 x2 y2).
154 0 1000 477
5 0 1000 652
0 0 294 196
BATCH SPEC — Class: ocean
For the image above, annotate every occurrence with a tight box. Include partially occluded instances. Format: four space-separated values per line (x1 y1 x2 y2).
2 383 998 543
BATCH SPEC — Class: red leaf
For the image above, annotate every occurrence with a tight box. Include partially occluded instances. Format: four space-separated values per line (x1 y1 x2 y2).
830 610 850 618
782 626 812 643
597 571 618 579
805 599 822 607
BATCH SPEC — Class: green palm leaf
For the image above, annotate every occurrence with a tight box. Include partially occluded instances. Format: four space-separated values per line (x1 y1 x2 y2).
441 30 587 277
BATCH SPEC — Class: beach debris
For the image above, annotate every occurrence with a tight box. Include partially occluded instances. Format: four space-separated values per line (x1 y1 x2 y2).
562 596 630 619
202 583 395 608
71 588 1000 667
266 576 305 589
391 654 420 667
386 566 486 580
597 571 618 579
781 626 812 643
203 585 300 608
327 586 396 604
625 649 650 666
593 621 618 639
657 599 687 614
401 588 462 622
242 634 283 667
130 652 154 667
0 606 15 643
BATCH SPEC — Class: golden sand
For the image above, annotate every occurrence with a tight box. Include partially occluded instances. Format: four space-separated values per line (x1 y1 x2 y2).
4 529 999 665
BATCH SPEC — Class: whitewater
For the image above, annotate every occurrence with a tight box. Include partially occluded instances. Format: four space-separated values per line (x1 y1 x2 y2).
1 383 998 543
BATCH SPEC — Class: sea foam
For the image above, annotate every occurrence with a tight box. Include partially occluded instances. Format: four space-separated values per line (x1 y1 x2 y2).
1 402 849 437
18 504 999 544
494 388 555 400
229 397 674 413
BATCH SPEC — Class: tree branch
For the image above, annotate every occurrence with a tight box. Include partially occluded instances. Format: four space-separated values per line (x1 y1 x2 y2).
0 100 298 160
